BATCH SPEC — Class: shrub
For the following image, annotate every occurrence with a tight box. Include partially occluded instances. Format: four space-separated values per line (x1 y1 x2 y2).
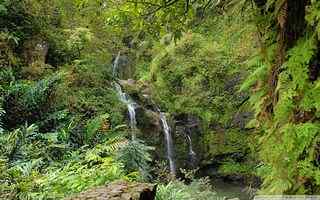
156 178 217 200
2 73 63 130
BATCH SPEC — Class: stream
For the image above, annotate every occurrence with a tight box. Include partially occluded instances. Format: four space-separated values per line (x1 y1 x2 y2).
212 178 251 200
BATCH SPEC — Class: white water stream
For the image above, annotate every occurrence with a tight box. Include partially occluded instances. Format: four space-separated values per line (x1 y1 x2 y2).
159 112 176 175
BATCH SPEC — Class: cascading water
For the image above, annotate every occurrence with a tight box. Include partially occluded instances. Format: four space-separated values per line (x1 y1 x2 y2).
186 134 196 157
112 52 137 140
112 52 176 173
113 82 137 139
112 51 121 77
159 112 176 175
186 133 197 168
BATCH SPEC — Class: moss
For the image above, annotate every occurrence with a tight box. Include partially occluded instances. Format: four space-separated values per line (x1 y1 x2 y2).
219 161 257 176
202 129 249 160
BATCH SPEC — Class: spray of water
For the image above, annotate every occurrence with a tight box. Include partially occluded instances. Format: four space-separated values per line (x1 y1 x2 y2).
159 112 176 175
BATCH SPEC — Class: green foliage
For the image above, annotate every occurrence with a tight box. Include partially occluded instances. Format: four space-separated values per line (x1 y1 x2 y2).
202 129 249 160
241 1 320 194
257 37 320 193
40 149 125 199
63 57 125 128
149 32 247 125
156 178 217 200
0 0 38 43
0 122 135 199
85 113 109 144
219 161 256 176
306 0 320 39
3 73 63 130
258 123 320 194
65 27 93 57
0 124 65 199
0 0 153 199
117 139 154 180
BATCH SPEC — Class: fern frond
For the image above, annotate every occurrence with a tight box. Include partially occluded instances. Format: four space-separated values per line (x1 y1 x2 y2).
104 139 129 154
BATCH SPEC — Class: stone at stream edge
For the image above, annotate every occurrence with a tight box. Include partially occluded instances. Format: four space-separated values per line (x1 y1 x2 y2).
65 180 157 200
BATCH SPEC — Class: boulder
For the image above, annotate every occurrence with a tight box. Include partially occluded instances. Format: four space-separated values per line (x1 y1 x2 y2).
65 181 157 200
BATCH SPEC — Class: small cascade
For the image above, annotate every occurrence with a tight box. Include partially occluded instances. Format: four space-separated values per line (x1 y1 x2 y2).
186 133 197 168
112 52 176 173
186 134 196 157
159 112 176 175
112 51 121 77
112 52 137 140
113 82 137 140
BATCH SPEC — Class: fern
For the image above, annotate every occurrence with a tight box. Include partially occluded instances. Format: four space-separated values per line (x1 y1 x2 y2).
85 113 110 144
156 179 217 200
259 123 320 194
117 139 154 180
284 37 316 90
104 139 129 154
240 55 269 92
3 73 64 129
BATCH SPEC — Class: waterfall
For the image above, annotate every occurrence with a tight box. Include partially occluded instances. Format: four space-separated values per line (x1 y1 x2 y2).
112 52 137 140
159 112 176 175
113 82 137 140
186 133 197 168
112 51 121 77
186 134 196 157
112 51 176 173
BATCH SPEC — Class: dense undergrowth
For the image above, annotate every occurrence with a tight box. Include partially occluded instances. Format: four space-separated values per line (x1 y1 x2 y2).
0 0 222 199
1 0 320 199
141 12 258 176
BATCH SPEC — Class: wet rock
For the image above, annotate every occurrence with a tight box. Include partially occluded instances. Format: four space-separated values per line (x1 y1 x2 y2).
136 106 161 133
119 79 136 86
65 181 156 200
112 54 134 79
173 114 203 170
122 35 134 48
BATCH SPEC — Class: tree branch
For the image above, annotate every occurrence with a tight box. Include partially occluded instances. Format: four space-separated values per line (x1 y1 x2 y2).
125 0 161 7
143 0 180 16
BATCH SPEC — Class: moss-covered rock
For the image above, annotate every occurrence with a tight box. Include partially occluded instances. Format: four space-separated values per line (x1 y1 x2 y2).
65 181 156 200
